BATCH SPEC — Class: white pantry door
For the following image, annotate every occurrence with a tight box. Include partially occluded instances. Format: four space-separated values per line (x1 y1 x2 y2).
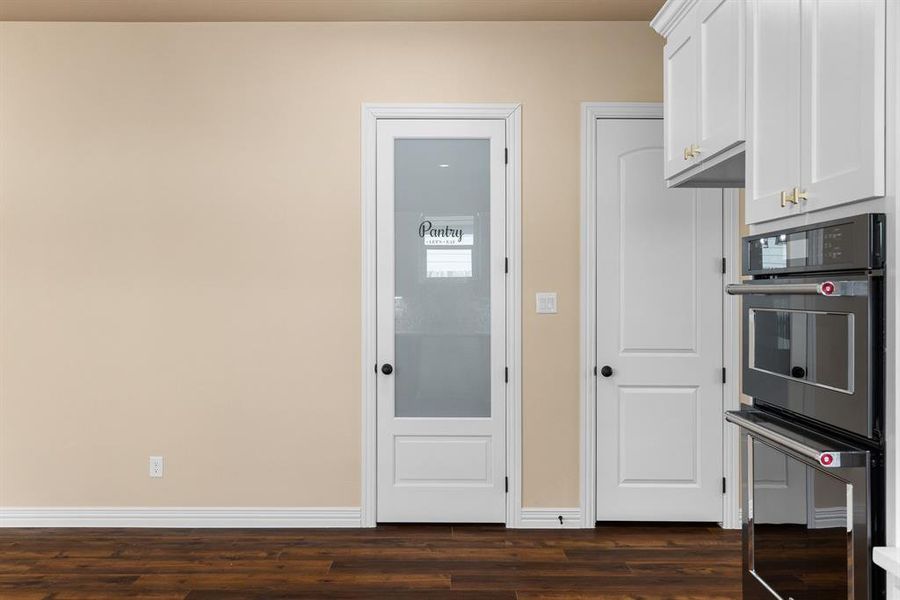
376 119 507 523
595 119 724 522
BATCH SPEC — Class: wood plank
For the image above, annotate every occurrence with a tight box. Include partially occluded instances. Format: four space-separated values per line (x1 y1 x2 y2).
0 525 741 599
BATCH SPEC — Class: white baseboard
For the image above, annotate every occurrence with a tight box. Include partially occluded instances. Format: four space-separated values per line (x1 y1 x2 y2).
813 506 846 529
519 508 583 528
0 507 362 528
723 507 844 530
719 507 743 530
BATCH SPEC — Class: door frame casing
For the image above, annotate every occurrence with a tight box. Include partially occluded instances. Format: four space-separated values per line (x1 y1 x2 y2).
361 103 523 527
579 102 741 529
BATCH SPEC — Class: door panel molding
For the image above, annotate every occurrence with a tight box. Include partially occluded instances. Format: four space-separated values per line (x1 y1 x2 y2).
361 104 522 527
619 156 700 355
579 102 741 528
616 385 700 486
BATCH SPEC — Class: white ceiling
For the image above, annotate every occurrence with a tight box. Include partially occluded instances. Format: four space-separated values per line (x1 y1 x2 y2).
0 0 666 22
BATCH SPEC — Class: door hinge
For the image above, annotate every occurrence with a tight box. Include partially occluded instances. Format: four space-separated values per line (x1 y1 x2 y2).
722 367 727 384
505 147 508 164
505 476 509 493
505 257 509 274
722 477 727 494
593 365 597 376
505 367 509 383
374 363 378 373
722 257 727 274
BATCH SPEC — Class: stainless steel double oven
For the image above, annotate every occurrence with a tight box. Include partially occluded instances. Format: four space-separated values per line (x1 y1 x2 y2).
726 214 885 600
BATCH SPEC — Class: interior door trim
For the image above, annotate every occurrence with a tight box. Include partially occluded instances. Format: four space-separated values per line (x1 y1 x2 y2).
360 103 523 528
578 102 742 529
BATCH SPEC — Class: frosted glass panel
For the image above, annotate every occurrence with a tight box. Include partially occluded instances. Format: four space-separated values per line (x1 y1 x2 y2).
394 138 491 418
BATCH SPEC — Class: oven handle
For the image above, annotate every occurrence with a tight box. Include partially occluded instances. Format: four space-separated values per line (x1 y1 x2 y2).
725 281 835 296
725 411 868 468
725 280 868 297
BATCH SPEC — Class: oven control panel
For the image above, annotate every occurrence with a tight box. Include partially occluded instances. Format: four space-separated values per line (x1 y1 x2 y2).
744 213 884 276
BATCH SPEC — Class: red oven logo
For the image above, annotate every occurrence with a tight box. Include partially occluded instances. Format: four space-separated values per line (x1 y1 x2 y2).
819 453 835 467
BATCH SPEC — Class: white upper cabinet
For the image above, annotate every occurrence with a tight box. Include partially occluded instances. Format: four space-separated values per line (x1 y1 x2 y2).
664 12 700 179
745 0 885 223
654 0 886 220
799 0 885 213
697 0 745 161
654 0 746 187
746 0 802 223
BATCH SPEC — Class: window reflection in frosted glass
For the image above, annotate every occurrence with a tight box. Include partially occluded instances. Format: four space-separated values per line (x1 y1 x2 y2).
394 138 491 418
426 249 472 278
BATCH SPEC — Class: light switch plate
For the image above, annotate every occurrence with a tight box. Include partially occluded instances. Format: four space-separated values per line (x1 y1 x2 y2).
536 292 558 314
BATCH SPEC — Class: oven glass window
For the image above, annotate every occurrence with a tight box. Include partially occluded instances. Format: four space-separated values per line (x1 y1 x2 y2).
752 440 850 599
750 309 853 393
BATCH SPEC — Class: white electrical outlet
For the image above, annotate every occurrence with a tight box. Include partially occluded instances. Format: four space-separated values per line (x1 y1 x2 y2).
149 456 164 478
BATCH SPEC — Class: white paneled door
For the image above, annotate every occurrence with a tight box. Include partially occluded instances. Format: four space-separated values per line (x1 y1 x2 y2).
595 119 724 522
375 119 507 523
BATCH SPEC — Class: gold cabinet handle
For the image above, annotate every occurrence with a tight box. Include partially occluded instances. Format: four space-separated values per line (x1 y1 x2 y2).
781 189 799 208
682 145 703 160
793 187 808 202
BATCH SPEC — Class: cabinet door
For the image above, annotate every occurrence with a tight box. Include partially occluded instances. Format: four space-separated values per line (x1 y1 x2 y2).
664 13 700 179
799 0 885 212
746 0 802 224
698 0 745 159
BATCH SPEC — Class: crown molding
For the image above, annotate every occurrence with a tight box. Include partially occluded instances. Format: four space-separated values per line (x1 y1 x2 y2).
650 0 699 38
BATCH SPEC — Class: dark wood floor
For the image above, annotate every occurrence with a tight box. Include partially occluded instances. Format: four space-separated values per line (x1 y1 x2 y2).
0 524 741 599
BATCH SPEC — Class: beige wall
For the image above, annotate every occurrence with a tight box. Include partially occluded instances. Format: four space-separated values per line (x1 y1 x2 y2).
0 21 662 508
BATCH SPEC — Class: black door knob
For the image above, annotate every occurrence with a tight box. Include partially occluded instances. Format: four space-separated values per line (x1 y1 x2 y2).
791 366 806 379
599 365 613 378
381 363 394 375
